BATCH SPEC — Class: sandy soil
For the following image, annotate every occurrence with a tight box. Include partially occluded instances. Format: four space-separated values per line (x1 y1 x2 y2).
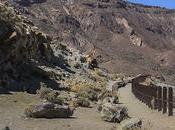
0 92 114 130
1 83 175 130
119 84 175 130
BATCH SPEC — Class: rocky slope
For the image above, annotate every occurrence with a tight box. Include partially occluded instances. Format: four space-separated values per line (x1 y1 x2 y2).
0 2 173 130
0 3 54 92
4 0 175 84
0 2 112 95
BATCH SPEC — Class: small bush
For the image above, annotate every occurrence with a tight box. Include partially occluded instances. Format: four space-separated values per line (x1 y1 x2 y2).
76 89 98 101
37 87 64 105
71 97 90 108
45 92 63 105
98 89 112 100
25 105 34 117
37 87 53 99
66 79 96 92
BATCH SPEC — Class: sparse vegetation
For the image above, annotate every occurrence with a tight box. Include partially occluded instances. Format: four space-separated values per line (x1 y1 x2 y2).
37 86 64 105
72 97 91 108
0 1 175 130
64 69 108 93
76 89 98 101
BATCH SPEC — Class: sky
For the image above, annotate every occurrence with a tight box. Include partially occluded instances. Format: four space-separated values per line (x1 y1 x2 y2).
128 0 175 9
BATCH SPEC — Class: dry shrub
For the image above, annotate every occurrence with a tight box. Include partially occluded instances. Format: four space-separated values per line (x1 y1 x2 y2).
25 104 35 117
70 81 95 92
90 68 108 82
76 89 98 101
64 77 102 92
37 87 64 104
70 97 90 108
37 86 53 99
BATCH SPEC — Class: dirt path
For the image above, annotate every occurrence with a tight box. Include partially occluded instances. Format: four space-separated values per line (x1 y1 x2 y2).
1 82 175 130
119 83 175 130
0 92 114 130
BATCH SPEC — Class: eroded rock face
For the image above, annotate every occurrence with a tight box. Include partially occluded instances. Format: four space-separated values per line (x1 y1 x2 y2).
0 4 55 91
7 0 175 85
25 102 74 118
100 103 128 123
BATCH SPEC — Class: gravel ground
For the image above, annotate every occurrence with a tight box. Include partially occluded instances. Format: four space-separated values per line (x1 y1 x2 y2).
0 92 114 130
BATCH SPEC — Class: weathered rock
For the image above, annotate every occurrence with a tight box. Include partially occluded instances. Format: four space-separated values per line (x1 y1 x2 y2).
100 103 128 123
118 118 142 130
0 4 55 92
25 102 74 118
97 98 109 112
98 85 119 102
6 0 175 86
97 96 119 111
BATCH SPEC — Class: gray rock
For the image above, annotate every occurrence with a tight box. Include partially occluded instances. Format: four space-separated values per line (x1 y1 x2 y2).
118 118 142 130
100 103 128 123
25 102 74 118
97 96 119 112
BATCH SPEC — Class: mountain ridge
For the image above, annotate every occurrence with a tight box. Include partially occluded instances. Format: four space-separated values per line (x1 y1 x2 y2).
5 0 175 84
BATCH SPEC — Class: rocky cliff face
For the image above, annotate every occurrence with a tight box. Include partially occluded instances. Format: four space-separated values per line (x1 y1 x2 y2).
4 0 175 84
0 3 53 92
0 3 83 93
0 3 114 95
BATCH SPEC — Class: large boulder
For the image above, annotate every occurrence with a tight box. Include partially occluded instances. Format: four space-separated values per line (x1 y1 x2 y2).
100 103 128 123
25 102 74 118
118 118 142 130
97 96 119 112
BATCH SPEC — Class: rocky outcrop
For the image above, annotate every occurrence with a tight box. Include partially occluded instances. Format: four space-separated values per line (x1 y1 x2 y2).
7 0 175 84
25 102 74 118
100 102 128 123
0 3 56 92
116 17 143 47
117 118 142 130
